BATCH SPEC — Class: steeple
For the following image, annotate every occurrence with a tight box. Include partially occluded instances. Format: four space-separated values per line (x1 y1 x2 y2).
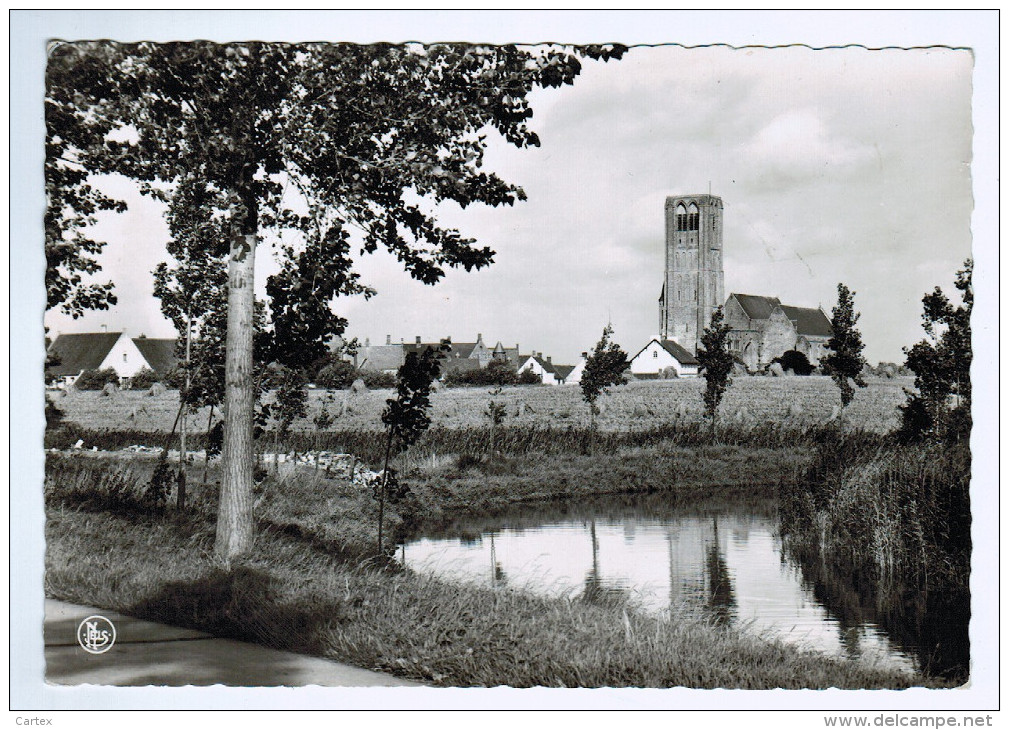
659 194 725 353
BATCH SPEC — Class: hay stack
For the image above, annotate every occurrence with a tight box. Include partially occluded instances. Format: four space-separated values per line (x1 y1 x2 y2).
148 382 166 396
769 362 785 377
100 382 118 397
350 378 368 394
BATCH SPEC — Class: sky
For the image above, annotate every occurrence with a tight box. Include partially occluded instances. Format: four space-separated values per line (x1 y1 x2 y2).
42 43 975 366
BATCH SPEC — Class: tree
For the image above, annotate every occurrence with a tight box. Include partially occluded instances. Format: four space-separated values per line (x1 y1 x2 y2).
900 259 972 442
580 325 629 430
772 349 814 376
45 44 126 318
50 41 626 560
696 306 734 439
822 283 867 434
376 343 447 552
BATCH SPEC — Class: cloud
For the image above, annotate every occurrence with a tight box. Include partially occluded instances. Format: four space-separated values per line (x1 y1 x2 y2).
746 108 875 185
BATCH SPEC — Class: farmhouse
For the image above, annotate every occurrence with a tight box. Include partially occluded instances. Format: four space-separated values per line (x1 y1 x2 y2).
46 331 178 387
515 353 562 385
629 339 700 378
723 294 832 371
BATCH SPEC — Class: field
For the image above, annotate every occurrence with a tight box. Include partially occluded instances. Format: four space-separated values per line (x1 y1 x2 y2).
52 375 913 435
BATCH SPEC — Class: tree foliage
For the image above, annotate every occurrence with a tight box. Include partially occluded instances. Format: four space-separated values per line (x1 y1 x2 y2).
45 43 126 317
772 349 814 376
899 259 972 442
376 342 448 552
580 325 629 421
49 40 626 558
822 283 867 410
696 306 734 432
74 367 120 390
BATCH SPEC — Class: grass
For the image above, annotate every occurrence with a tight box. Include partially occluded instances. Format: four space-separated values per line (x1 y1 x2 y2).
44 453 944 688
778 439 971 681
49 375 913 435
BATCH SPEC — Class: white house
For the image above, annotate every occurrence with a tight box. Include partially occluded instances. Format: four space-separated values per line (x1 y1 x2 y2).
564 352 588 385
46 331 178 387
629 338 700 378
515 352 561 386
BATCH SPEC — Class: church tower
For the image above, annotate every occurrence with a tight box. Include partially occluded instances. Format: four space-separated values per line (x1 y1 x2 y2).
659 194 725 353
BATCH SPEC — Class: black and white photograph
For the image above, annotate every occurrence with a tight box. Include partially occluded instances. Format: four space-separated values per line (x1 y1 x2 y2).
11 9 998 719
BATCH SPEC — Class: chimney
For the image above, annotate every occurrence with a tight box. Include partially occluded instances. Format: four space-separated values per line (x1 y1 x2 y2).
385 334 391 345
547 356 552 364
414 336 420 344
364 337 370 347
581 352 588 359
101 324 107 333
477 333 483 343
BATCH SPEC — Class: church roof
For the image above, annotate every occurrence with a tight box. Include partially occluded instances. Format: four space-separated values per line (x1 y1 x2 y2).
779 305 833 338
728 294 832 338
730 294 782 321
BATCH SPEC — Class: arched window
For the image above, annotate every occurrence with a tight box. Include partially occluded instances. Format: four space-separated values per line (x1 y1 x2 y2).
687 202 699 231
676 203 688 231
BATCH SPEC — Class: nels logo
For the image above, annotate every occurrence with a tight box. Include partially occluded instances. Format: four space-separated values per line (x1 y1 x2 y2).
77 615 116 654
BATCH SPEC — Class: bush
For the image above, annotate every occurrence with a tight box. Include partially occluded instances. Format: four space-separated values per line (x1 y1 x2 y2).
130 367 160 390
45 399 65 430
772 350 815 376
357 370 397 389
517 368 542 385
315 361 356 389
74 367 121 390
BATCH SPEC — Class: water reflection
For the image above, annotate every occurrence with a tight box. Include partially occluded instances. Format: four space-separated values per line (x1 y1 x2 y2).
399 493 960 676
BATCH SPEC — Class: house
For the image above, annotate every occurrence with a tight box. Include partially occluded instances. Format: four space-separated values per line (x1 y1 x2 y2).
629 339 700 378
491 341 521 367
564 353 588 385
355 334 493 373
551 364 576 384
515 352 561 385
723 293 833 371
46 331 178 387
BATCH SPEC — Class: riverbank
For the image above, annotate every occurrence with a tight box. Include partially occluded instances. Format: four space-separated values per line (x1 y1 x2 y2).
43 447 949 688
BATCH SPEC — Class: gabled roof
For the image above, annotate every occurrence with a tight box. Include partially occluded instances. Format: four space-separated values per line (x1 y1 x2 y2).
132 337 178 375
552 364 575 381
45 332 122 376
730 293 782 321
517 354 557 375
448 342 479 359
403 341 450 357
659 339 700 365
631 338 699 366
779 305 832 338
440 358 482 375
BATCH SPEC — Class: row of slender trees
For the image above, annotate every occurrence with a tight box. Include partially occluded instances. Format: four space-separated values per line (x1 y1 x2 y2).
695 266 972 445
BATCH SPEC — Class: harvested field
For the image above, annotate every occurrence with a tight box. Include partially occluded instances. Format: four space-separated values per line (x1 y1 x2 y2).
49 375 912 435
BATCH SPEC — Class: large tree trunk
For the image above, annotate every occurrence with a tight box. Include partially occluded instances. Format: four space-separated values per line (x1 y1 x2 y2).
215 227 257 561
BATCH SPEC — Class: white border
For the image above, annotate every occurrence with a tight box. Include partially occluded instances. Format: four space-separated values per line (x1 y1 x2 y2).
9 9 999 713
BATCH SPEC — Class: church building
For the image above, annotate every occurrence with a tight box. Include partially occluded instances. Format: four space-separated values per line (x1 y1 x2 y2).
639 193 832 375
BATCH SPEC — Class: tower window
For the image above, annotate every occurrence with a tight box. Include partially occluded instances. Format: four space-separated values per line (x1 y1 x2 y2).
689 213 699 230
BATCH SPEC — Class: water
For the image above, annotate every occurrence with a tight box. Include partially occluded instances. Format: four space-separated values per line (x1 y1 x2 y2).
398 493 966 678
